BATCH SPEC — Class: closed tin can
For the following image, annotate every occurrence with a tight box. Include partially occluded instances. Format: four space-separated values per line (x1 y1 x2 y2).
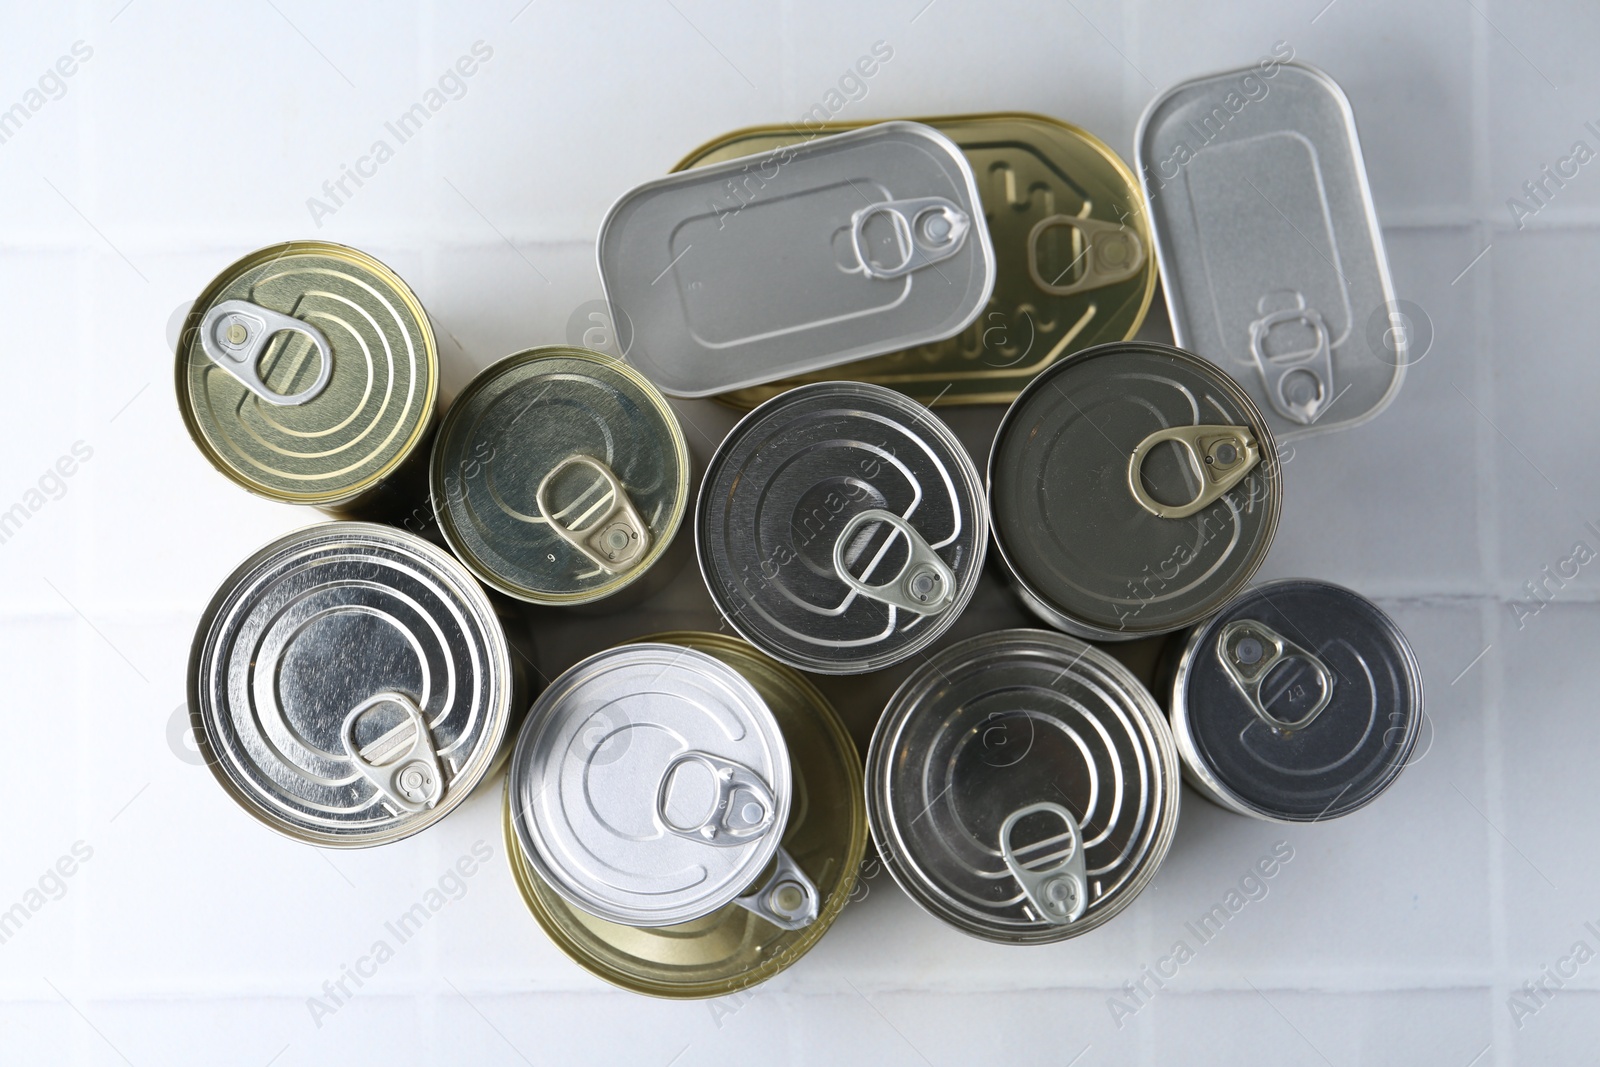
867 630 1180 943
175 242 439 516
188 522 519 847
430 346 690 607
1164 579 1424 822
989 341 1282 641
698 381 987 675
504 632 866 998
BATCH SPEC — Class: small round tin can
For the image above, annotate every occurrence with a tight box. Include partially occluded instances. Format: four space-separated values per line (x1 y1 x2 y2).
698 381 987 674
989 340 1282 641
176 242 439 516
505 632 866 998
1165 579 1424 822
867 630 1180 944
188 522 518 847
430 346 690 607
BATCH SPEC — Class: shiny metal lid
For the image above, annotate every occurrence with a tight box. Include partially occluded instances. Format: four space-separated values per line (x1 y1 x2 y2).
698 381 987 675
1170 579 1424 821
431 347 689 606
188 522 514 847
509 644 793 927
867 630 1180 944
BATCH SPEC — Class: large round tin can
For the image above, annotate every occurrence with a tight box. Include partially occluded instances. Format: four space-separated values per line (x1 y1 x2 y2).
867 630 1180 944
988 340 1282 641
1165 579 1424 822
505 632 866 998
698 381 987 675
188 522 518 847
430 346 690 607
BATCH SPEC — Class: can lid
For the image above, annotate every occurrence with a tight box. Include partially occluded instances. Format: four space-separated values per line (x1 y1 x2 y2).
176 242 438 506
989 341 1281 639
867 630 1180 944
1171 579 1424 821
1136 63 1405 442
188 522 513 847
509 644 792 927
698 381 987 674
597 121 995 398
431 347 689 605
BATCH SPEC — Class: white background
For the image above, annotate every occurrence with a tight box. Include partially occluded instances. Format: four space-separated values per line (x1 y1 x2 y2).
0 0 1595 1064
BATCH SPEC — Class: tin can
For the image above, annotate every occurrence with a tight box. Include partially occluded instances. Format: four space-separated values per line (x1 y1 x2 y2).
188 522 519 847
1163 579 1424 821
675 113 1156 408
988 340 1282 641
867 630 1180 943
504 632 866 998
429 346 690 607
698 381 987 675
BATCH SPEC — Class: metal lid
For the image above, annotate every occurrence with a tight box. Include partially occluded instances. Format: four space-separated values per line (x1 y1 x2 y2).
1170 579 1424 821
1136 62 1405 442
188 522 514 847
431 347 689 606
867 630 1180 944
673 112 1157 408
176 242 438 506
509 644 793 927
989 341 1281 640
698 381 987 675
597 121 995 398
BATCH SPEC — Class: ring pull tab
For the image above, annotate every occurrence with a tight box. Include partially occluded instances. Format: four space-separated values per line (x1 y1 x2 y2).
832 508 957 616
1026 214 1146 296
1248 294 1334 425
1000 802 1088 926
340 692 444 814
535 455 653 574
1127 424 1260 520
1217 619 1336 732
850 196 971 280
198 299 334 406
733 846 819 930
656 752 777 847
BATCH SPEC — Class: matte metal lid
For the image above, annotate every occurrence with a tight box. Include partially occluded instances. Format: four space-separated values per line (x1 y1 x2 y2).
698 381 987 675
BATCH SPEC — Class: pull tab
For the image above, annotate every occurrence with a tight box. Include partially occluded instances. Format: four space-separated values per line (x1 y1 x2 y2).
832 509 957 616
733 846 819 930
1217 619 1335 732
1000 802 1088 926
1027 214 1146 295
535 455 652 574
850 196 971 280
198 299 334 406
341 692 444 813
1248 298 1334 425
1127 424 1260 520
656 752 777 846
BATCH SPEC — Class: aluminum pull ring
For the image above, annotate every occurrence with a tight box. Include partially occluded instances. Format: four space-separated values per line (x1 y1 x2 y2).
850 196 971 280
1127 424 1260 520
734 846 820 930
1000 802 1088 926
1217 619 1335 732
1248 301 1334 425
832 508 957 616
1027 214 1146 296
535 455 652 574
341 692 444 814
656 752 777 846
198 299 334 406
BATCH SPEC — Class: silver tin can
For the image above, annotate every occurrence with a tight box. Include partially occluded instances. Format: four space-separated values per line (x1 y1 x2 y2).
867 630 1180 944
698 381 987 675
188 522 518 847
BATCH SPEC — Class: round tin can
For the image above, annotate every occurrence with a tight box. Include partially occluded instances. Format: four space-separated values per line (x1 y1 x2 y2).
188 522 517 847
1165 579 1424 822
867 630 1180 944
430 347 690 607
698 381 987 675
505 632 866 998
989 340 1282 641
175 242 439 515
